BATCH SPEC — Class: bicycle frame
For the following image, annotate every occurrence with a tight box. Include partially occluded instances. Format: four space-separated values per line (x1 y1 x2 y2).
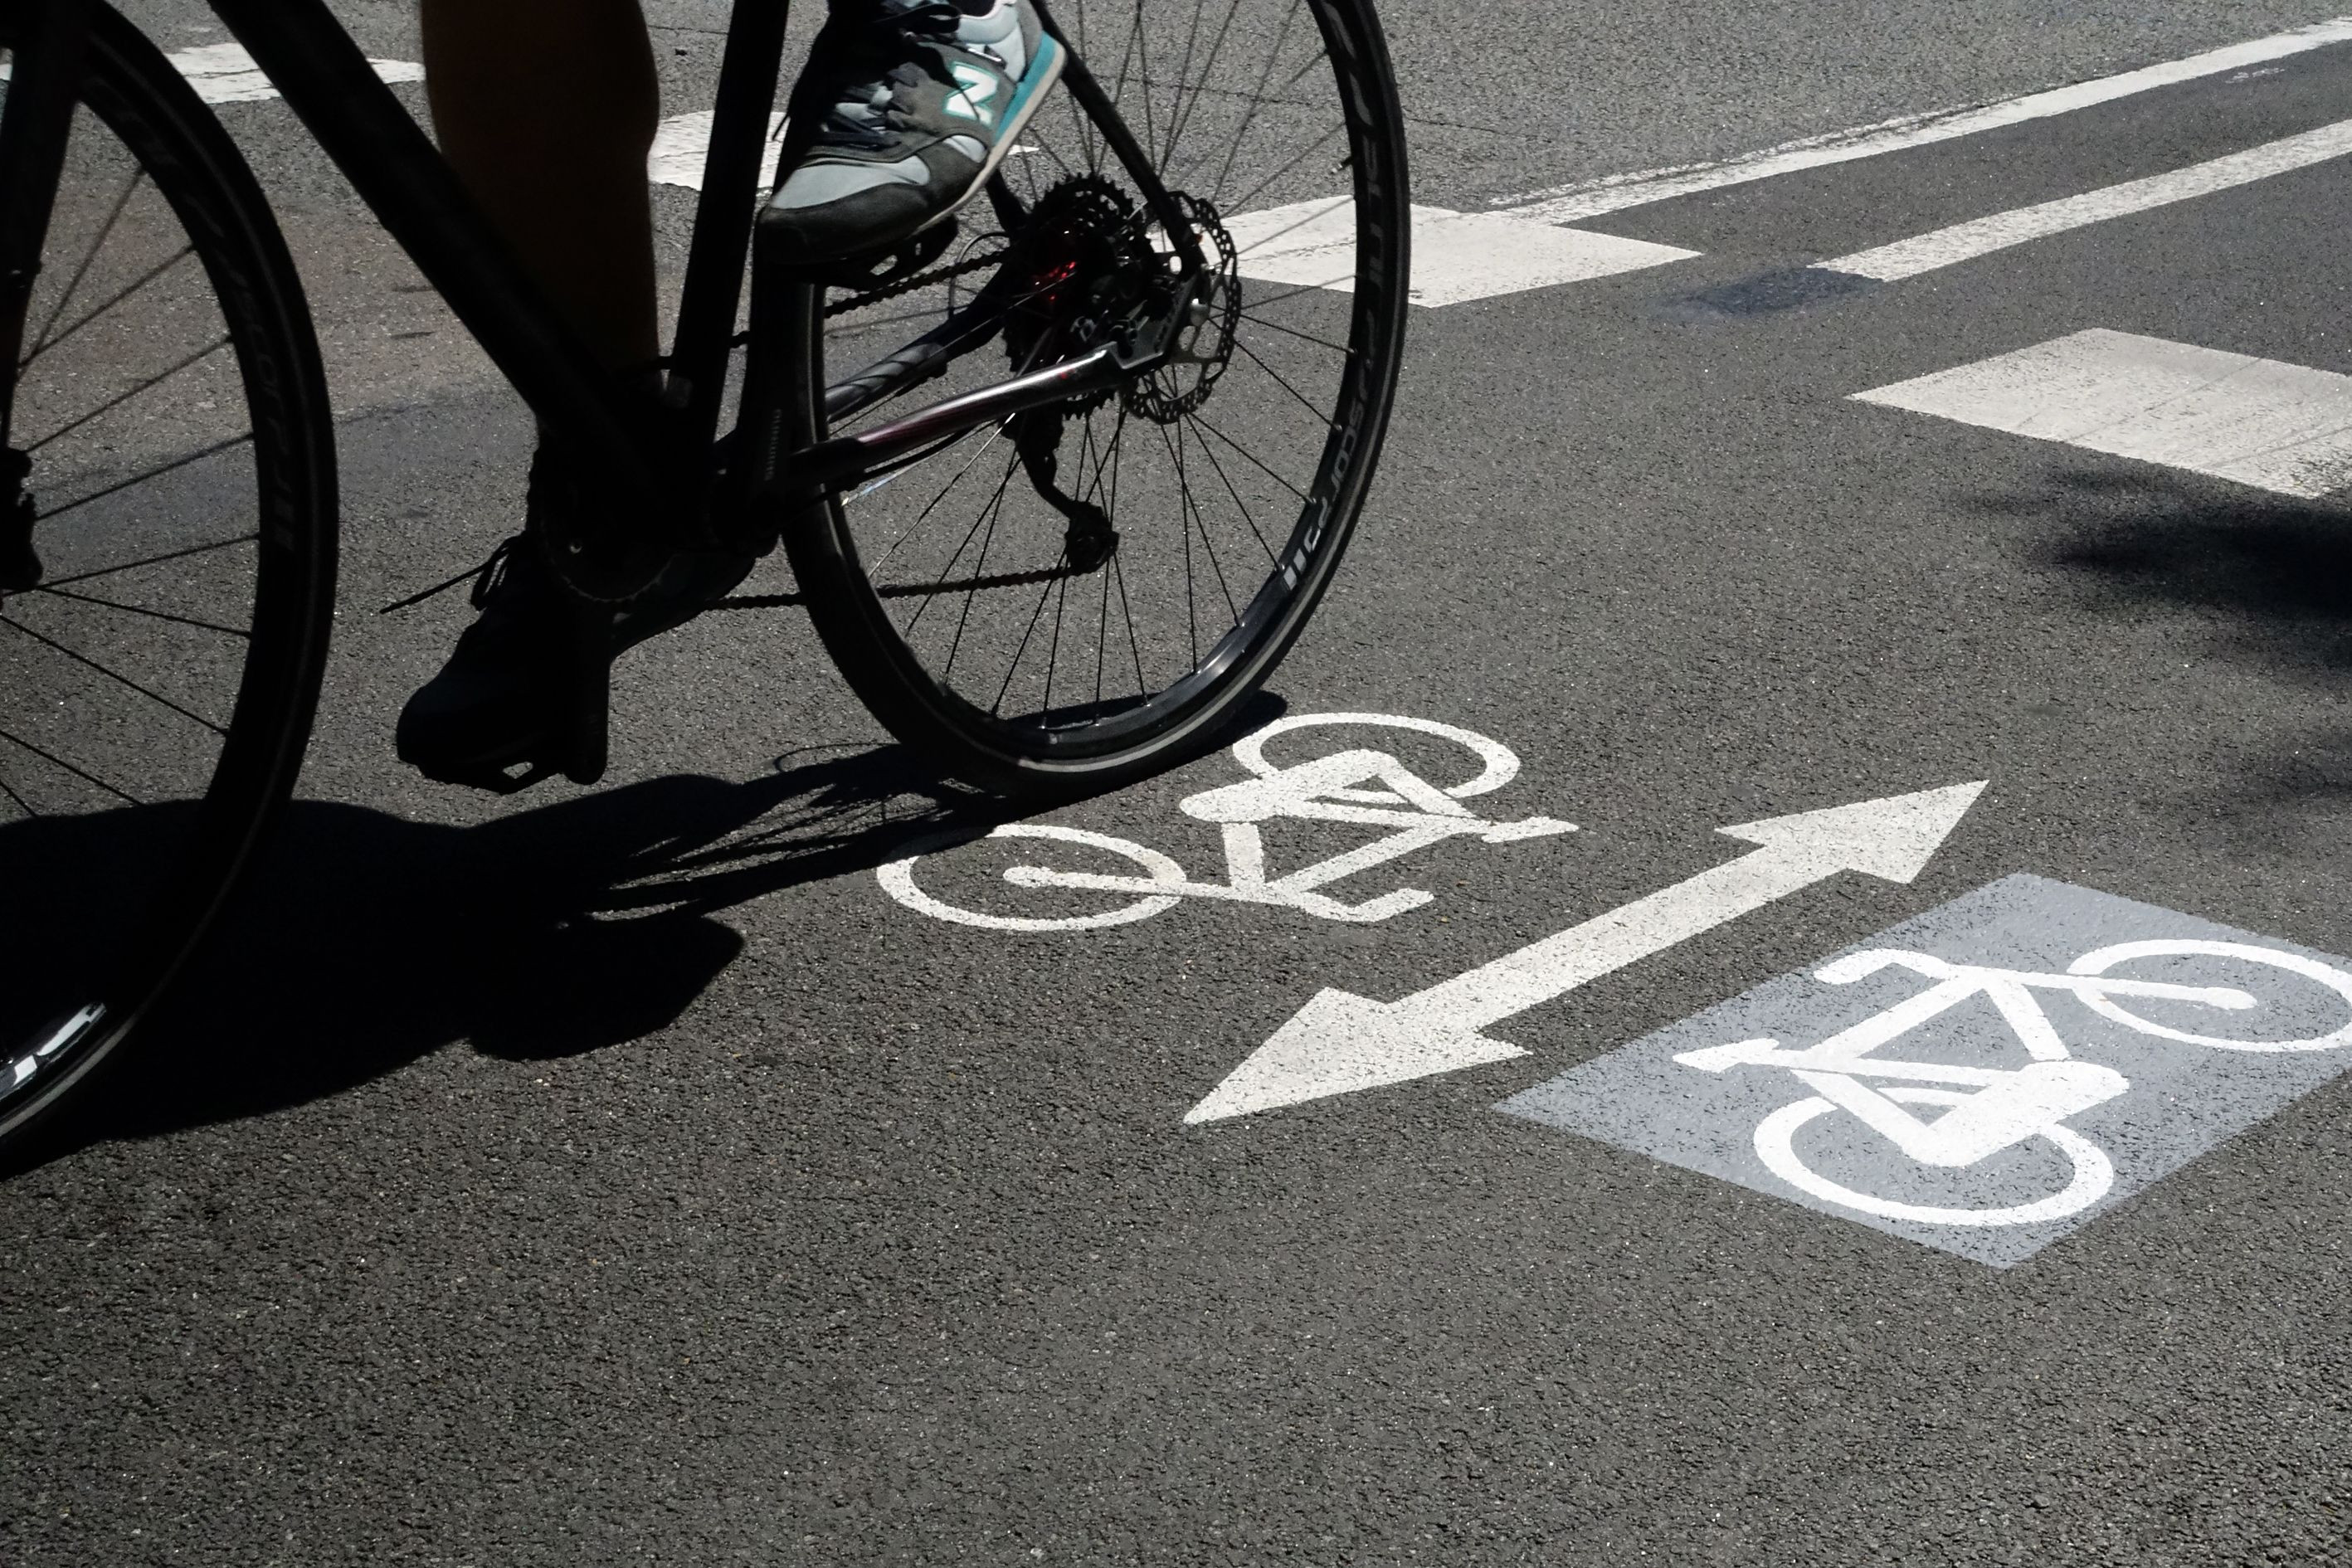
6 0 1204 551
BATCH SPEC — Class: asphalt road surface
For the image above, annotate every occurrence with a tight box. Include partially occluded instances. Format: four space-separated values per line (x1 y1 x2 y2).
12 2 2352 1563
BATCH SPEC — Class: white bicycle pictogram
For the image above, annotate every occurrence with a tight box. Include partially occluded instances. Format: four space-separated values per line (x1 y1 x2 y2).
1675 940 2352 1227
879 713 1575 931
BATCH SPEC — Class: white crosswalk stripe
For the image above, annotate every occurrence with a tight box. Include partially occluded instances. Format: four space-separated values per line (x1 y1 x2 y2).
165 41 421 104
1224 199 1697 309
1853 329 2352 499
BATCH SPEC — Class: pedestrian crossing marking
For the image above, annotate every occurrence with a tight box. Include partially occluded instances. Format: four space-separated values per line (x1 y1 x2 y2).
1225 199 1697 309
1853 329 2352 499
165 41 420 105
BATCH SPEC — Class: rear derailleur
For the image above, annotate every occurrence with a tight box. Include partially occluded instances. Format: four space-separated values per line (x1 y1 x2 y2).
1012 407 1117 572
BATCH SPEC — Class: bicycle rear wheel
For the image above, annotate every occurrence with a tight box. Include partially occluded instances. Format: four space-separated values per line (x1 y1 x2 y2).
0 1 337 1152
768 0 1408 798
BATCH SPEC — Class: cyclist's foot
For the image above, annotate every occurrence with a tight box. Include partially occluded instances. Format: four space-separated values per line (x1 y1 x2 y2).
395 460 752 794
394 527 591 791
762 0 1065 266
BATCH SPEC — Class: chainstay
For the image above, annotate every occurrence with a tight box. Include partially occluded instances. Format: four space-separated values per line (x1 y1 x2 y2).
714 558 1096 610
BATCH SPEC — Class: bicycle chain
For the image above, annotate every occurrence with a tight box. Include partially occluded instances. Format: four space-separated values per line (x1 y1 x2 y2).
821 246 1008 318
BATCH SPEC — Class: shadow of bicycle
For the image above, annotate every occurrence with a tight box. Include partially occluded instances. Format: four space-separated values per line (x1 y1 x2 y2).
7 685 1289 1171
6 743 1000 1168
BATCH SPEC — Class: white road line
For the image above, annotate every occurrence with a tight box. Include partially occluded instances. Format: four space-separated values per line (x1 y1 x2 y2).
1492 16 2352 223
166 41 421 105
647 110 788 192
1853 329 2352 499
1188 784 1985 1122
149 51 1678 310
1225 197 1697 309
1819 119 2352 281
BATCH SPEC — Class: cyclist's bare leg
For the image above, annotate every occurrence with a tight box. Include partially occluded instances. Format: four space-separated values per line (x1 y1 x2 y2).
419 0 660 370
399 0 671 791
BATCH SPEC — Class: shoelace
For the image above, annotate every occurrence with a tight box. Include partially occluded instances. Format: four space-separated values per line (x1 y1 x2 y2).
815 0 969 148
379 535 519 616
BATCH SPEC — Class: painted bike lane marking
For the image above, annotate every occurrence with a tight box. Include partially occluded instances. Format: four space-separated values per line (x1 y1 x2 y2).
879 713 1575 932
1187 782 1986 1122
1501 875 2352 1266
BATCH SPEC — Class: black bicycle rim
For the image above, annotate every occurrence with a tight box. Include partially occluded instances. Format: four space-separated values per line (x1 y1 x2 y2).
779 0 1408 793
0 2 336 1149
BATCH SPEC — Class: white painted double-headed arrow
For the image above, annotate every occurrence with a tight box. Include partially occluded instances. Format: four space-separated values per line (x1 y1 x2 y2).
1185 782 1989 1123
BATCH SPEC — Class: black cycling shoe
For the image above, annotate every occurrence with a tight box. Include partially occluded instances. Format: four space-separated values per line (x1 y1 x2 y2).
393 455 757 795
393 530 596 791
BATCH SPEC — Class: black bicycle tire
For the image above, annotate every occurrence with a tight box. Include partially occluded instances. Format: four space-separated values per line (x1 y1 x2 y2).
0 0 338 1154
772 0 1410 801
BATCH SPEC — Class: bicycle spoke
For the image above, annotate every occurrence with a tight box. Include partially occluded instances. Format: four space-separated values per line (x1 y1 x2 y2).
1186 411 1280 564
1222 121 1345 218
22 244 195 370
867 420 1010 569
37 531 258 589
0 726 142 806
1092 523 1113 710
1238 309 1353 357
1108 532 1147 693
1176 428 1200 665
24 334 231 453
1243 277 1361 313
26 584 251 639
35 431 255 523
1231 197 1353 258
1161 0 1243 169
0 614 229 735
991 548 1069 715
1207 0 1304 203
1130 0 1161 174
1230 334 1342 431
1045 559 1074 715
1188 410 1307 500
1168 420 1240 625
0 769 40 818
27 168 145 362
913 449 1018 647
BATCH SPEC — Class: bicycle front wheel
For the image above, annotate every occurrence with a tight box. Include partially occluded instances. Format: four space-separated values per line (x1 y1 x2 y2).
772 0 1409 798
0 1 337 1152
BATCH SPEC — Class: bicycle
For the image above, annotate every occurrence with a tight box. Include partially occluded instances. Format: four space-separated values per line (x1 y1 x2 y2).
0 0 1410 1148
879 712 1575 930
1675 942 2352 1228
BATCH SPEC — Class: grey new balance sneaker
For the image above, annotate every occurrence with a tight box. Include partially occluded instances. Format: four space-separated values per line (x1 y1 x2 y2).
763 0 1066 266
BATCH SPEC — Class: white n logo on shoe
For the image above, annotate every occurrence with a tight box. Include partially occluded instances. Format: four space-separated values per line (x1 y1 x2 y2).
946 62 1001 125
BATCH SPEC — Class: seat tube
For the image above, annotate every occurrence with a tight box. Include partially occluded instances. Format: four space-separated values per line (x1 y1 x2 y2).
669 0 791 445
0 0 95 455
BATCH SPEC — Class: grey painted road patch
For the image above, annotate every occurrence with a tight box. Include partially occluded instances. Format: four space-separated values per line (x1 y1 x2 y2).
1498 875 2352 1266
